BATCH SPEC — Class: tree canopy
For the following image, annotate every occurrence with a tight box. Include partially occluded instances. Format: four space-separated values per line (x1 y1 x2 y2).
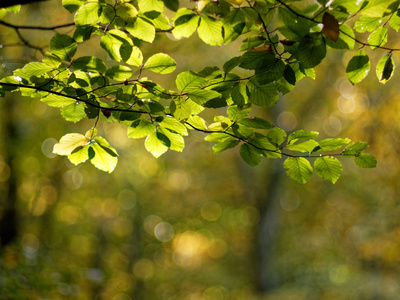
1 0 397 183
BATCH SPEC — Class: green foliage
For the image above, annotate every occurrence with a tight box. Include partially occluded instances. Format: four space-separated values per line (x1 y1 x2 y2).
0 0 386 183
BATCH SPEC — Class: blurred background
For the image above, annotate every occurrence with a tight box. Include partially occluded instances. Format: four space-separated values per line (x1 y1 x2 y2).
1 1 400 299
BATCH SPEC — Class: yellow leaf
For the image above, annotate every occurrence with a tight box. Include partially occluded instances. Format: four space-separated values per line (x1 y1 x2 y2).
53 133 88 156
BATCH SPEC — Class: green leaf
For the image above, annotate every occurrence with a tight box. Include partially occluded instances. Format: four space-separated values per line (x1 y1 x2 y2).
173 14 199 39
84 97 100 119
240 143 262 167
186 116 207 131
283 65 296 85
41 94 76 108
297 33 326 68
255 59 285 84
127 119 156 139
267 127 287 147
198 15 223 46
361 0 400 17
164 0 179 11
159 117 188 136
105 65 133 81
355 153 377 168
61 103 86 122
342 141 369 157
247 78 278 107
50 33 77 61
68 145 89 165
288 130 319 143
376 54 394 84
346 50 370 84
72 56 106 74
73 25 94 42
212 138 240 153
145 132 170 158
187 89 221 105
42 53 62 69
285 140 319 153
314 157 342 183
223 56 241 74
90 138 118 173
126 16 156 43
389 9 400 31
144 53 176 74
74 2 102 26
63 0 85 13
139 0 164 12
355 16 386 33
53 133 88 155
116 3 138 22
121 45 143 67
14 62 54 78
368 26 388 49
100 29 132 62
159 128 185 152
176 71 206 92
284 157 313 184
317 138 351 151
238 117 273 129
230 82 247 107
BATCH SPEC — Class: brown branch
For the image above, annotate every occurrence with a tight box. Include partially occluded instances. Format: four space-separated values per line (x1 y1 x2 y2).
0 20 75 30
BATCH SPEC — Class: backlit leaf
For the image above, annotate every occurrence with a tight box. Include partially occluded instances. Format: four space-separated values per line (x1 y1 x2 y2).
240 143 262 166
198 15 223 46
355 153 377 168
346 50 370 84
50 33 77 61
314 156 342 183
144 53 176 74
376 54 394 84
284 157 313 184
53 133 88 155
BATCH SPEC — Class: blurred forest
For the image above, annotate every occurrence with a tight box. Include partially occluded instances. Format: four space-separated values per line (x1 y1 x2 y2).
1 1 400 299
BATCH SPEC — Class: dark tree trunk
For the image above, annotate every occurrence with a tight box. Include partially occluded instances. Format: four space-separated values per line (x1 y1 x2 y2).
0 98 19 248
0 0 48 8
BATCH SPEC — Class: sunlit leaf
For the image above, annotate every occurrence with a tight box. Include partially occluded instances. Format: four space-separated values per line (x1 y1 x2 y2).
53 133 88 155
368 26 388 49
126 16 156 43
376 54 394 84
90 138 118 173
145 131 170 158
198 15 223 46
314 156 342 183
346 50 370 84
105 65 133 81
288 130 319 143
74 2 102 26
284 157 313 184
68 145 89 165
127 119 156 139
61 103 86 122
144 53 177 74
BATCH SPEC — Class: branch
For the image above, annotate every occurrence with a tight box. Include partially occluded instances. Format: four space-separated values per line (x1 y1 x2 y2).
0 20 75 30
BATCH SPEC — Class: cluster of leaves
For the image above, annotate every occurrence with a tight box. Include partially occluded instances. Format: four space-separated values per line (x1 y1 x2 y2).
1 0 393 183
